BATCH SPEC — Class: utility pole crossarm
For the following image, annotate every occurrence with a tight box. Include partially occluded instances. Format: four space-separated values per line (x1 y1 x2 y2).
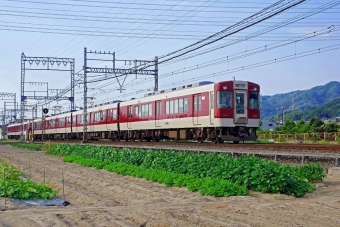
85 67 156 75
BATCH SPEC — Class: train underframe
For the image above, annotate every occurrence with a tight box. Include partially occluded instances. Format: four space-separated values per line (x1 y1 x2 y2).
12 126 258 144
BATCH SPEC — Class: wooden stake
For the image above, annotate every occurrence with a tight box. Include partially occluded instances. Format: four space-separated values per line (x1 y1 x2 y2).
44 164 46 186
29 160 31 179
62 170 65 201
3 168 6 206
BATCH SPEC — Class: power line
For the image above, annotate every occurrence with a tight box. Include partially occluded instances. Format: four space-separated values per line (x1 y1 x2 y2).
6 0 339 12
89 43 340 104
86 25 339 88
4 5 339 19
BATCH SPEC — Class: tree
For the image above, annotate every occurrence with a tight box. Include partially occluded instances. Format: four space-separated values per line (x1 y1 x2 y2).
308 116 324 132
324 121 338 132
282 120 296 133
295 119 310 133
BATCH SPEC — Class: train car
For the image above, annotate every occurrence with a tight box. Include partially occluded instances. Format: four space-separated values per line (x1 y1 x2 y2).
7 80 260 143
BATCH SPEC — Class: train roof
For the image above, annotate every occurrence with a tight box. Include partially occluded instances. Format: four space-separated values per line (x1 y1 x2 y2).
143 81 214 97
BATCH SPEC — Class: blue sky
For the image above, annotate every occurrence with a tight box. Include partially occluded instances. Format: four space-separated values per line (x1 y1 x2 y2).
0 0 339 117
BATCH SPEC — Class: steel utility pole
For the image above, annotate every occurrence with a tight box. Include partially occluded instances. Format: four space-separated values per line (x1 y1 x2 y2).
20 53 75 139
82 47 158 143
82 48 88 143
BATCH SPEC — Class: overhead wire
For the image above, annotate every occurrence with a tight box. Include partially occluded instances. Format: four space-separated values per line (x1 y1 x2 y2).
89 43 340 104
6 0 338 12
45 1 219 99
5 0 338 109
87 26 340 93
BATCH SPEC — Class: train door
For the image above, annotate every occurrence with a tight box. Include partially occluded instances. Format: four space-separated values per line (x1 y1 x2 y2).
155 101 161 127
127 105 132 129
89 112 94 132
209 91 214 125
53 118 57 134
233 90 248 124
193 94 202 125
105 109 111 131
117 103 121 138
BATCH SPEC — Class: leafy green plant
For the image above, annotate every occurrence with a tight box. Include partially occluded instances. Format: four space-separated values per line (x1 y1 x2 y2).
49 144 324 197
42 141 53 153
64 155 248 197
0 162 58 199
311 133 321 143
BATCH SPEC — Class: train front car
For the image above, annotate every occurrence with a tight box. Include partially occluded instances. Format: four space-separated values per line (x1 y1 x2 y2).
214 80 260 143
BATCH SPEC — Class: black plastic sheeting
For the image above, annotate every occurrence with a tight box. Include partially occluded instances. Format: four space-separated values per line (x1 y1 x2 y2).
11 197 70 206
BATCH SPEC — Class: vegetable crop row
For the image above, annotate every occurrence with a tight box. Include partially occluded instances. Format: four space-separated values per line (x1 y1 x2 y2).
64 155 248 197
48 144 324 197
0 161 57 199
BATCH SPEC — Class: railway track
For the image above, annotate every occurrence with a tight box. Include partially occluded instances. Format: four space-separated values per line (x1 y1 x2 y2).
52 140 340 152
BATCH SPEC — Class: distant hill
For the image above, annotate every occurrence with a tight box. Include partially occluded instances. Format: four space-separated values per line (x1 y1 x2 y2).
260 81 340 120
283 97 340 121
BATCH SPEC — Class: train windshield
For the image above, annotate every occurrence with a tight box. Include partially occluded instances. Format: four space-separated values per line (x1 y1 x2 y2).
217 91 232 108
235 93 245 114
249 92 259 109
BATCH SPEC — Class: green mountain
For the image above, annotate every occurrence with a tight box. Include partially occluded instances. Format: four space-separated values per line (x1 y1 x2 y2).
260 81 340 120
283 97 340 121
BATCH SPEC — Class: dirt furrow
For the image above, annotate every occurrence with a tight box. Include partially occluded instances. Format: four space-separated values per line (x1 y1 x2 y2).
1 145 340 227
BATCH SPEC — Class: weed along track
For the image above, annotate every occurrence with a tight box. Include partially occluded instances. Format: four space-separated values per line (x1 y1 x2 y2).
1 144 340 226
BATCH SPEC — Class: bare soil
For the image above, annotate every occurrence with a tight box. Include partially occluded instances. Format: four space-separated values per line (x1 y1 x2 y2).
0 145 339 227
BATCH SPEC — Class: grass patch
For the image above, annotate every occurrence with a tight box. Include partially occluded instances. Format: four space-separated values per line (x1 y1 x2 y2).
10 143 43 151
0 140 19 143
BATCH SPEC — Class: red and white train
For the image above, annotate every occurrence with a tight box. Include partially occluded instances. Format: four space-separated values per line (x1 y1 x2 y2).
7 80 260 143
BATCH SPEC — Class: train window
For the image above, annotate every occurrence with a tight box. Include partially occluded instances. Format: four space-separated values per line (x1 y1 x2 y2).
135 106 139 117
141 105 145 117
79 115 83 124
50 119 55 127
165 101 169 114
235 93 245 114
194 96 197 111
198 95 202 111
183 98 188 112
249 92 259 109
95 112 103 122
59 118 64 126
178 99 184 113
113 109 117 120
128 106 132 118
148 104 152 116
217 91 232 108
156 102 161 115
210 92 214 109
174 100 178 113
169 100 174 114
107 110 111 121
